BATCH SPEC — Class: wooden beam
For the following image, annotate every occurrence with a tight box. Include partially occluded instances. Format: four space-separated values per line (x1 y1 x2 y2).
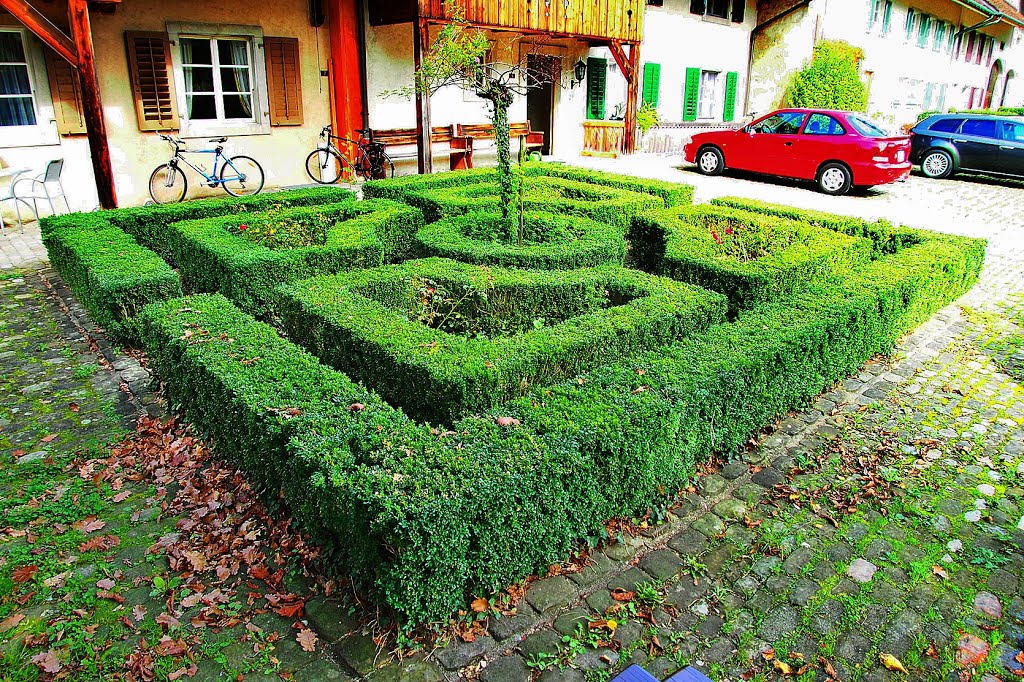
607 40 634 83
414 17 433 175
622 42 640 155
0 0 77 66
326 0 365 161
68 0 116 208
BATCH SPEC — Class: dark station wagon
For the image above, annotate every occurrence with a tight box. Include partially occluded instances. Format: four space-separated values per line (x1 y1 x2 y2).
910 113 1024 180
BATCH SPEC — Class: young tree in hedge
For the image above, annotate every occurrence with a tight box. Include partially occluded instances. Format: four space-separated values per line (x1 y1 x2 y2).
390 10 556 233
786 40 869 111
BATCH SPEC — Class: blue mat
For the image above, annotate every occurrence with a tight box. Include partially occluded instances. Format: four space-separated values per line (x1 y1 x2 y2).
611 665 713 682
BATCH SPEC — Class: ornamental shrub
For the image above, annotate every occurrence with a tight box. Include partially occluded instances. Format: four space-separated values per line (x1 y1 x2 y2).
632 205 873 311
413 212 626 269
786 40 868 112
140 221 983 623
43 223 181 342
167 199 422 317
276 259 727 423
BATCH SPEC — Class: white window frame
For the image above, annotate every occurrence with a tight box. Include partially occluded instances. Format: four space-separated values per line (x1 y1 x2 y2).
697 70 720 121
0 26 58 148
166 22 271 138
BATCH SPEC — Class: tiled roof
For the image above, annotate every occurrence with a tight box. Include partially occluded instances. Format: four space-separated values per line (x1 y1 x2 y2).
975 0 1024 26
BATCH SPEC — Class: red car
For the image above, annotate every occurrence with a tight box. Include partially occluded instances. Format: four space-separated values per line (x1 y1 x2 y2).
683 109 912 195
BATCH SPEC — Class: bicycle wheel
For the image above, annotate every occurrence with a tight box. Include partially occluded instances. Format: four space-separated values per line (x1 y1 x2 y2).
374 152 395 180
305 147 354 184
220 155 265 197
360 149 394 180
148 163 187 204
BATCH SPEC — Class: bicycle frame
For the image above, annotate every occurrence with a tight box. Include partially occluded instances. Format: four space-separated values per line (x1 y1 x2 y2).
166 148 247 187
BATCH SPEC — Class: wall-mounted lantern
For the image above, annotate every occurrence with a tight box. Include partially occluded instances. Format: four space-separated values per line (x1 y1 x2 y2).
570 59 587 88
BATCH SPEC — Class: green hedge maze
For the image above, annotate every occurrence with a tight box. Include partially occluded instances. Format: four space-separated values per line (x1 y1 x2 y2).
43 164 985 624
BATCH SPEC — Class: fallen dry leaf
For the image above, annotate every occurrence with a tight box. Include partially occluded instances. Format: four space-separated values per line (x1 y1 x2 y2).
470 597 489 613
879 652 909 674
12 565 38 584
31 649 61 674
0 613 25 633
296 628 318 652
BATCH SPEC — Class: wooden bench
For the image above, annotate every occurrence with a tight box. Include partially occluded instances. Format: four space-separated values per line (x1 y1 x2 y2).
452 121 545 169
370 125 471 170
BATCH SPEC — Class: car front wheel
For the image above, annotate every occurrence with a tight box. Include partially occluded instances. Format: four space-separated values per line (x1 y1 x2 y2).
696 146 725 176
921 149 954 179
817 163 853 196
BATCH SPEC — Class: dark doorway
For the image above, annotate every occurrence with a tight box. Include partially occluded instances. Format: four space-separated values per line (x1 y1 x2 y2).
526 54 558 156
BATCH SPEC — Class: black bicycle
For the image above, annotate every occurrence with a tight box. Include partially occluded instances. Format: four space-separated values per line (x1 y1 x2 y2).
304 125 394 184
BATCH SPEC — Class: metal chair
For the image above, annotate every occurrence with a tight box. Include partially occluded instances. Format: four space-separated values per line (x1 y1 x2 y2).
0 166 34 234
14 159 70 219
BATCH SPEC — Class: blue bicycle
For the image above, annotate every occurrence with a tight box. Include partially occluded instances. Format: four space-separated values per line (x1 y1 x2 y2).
149 134 265 204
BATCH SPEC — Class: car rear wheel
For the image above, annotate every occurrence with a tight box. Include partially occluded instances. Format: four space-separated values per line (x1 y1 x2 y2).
817 163 853 196
696 146 725 176
921 149 954 179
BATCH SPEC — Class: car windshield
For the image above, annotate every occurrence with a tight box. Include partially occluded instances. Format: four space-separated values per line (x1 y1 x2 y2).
847 115 892 137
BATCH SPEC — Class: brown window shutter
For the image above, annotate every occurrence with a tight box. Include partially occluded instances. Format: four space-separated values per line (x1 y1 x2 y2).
44 50 86 135
264 37 303 126
125 31 179 131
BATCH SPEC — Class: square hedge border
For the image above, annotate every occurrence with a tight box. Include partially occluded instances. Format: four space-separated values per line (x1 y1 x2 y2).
168 199 423 317
275 258 728 423
41 187 354 342
632 204 875 312
140 218 984 623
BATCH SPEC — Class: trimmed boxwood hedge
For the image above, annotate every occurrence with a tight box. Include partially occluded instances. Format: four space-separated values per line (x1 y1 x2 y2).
519 162 695 207
140 223 984 623
42 187 356 264
632 205 874 312
709 196 924 257
168 199 422 317
413 211 626 269
43 224 181 342
40 187 355 341
401 176 663 230
276 258 727 423
362 162 694 216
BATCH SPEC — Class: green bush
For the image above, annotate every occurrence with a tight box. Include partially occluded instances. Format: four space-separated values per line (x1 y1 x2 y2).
363 162 694 212
403 175 663 230
43 224 181 342
140 221 983 623
709 196 925 257
631 205 873 311
413 211 626 269
786 40 868 111
276 258 727 423
519 162 694 207
42 186 356 264
167 200 422 317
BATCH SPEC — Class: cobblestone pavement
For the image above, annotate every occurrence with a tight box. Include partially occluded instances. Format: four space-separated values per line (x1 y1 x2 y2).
1 165 1023 681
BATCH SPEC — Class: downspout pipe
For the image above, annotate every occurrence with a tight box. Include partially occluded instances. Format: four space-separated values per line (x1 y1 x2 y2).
743 0 813 118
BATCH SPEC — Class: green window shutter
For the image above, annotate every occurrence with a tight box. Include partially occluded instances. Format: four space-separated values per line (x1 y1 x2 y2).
867 0 879 29
881 1 892 34
586 57 606 120
642 62 661 107
683 67 700 122
917 15 930 48
905 9 915 40
723 71 738 122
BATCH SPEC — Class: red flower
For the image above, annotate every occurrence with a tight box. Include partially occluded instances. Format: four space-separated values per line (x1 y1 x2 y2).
724 226 734 235
711 231 722 244
239 224 249 232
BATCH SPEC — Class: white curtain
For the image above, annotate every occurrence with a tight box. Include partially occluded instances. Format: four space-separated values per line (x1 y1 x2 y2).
228 41 252 118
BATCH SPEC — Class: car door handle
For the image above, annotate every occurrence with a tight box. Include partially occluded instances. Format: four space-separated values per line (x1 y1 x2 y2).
1000 145 1014 150
784 142 794 146
953 139 968 143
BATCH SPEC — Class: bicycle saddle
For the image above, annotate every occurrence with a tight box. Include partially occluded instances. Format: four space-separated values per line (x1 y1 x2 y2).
208 137 228 143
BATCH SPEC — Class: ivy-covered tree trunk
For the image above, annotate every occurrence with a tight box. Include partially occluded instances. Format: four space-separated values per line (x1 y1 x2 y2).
485 86 516 226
